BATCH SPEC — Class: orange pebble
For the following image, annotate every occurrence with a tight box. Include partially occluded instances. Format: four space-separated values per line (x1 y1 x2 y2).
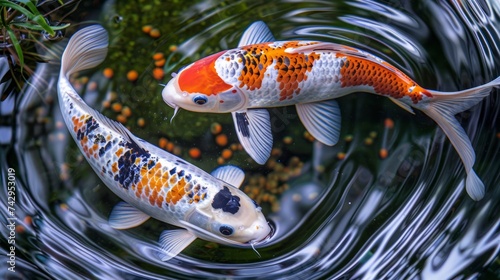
154 58 166 67
337 152 346 160
122 106 132 117
159 137 168 149
189 147 202 159
384 118 394 129
116 114 127 124
166 142 175 152
24 216 32 225
103 67 114 79
215 134 228 147
169 45 178 52
217 157 225 165
142 25 153 34
173 146 182 155
102 100 111 109
221 148 233 160
283 136 293 145
303 131 315 142
87 81 98 91
150 28 161 38
379 148 388 159
211 122 222 135
111 102 122 112
153 68 164 80
137 118 146 127
16 225 25 234
127 70 139 82
152 52 164 60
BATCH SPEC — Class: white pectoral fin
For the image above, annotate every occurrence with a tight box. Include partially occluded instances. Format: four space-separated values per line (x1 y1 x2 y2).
238 21 275 47
211 165 245 188
389 98 415 114
159 229 197 261
423 104 485 201
296 100 342 146
232 109 273 164
109 201 150 229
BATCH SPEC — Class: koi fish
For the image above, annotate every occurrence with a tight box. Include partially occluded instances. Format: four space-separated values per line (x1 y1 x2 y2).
162 21 500 201
58 25 270 261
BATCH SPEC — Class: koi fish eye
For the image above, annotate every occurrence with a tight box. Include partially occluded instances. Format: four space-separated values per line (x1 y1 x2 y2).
193 95 208 105
219 225 234 236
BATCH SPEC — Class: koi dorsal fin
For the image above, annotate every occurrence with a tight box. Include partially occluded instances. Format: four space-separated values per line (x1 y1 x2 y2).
238 21 276 47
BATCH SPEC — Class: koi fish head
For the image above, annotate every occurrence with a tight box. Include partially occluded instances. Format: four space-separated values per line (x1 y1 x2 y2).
185 185 271 244
162 51 247 117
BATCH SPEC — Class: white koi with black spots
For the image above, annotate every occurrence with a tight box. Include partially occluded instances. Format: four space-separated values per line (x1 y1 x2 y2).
58 25 270 261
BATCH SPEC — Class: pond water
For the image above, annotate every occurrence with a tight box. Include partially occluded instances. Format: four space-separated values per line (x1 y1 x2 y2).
1 0 499 279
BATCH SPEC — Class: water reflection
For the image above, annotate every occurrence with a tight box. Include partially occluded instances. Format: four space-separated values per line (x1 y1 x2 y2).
1 0 499 279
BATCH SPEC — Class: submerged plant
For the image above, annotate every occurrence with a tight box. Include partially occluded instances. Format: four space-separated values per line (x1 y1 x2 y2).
0 0 70 100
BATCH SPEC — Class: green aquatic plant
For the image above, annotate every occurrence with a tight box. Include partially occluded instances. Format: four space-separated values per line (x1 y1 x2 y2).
0 0 69 100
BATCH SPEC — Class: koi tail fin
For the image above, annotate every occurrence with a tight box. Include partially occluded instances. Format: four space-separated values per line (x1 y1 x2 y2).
60 25 108 77
422 76 500 200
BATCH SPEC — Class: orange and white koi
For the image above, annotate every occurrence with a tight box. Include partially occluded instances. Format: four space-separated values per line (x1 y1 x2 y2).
58 25 270 261
162 21 500 201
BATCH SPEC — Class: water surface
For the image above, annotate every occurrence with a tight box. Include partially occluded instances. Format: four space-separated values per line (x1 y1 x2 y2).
1 0 499 279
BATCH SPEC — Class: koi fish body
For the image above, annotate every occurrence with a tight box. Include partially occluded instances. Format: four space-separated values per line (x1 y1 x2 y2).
58 25 270 261
163 21 500 201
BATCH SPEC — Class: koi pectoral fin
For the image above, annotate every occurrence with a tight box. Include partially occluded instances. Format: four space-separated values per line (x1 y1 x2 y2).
159 229 197 261
296 100 341 146
232 109 272 165
109 201 150 229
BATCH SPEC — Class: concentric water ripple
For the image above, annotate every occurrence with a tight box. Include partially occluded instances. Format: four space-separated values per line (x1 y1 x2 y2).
1 0 499 279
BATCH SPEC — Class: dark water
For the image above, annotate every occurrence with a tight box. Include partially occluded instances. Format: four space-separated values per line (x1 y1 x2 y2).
1 0 500 279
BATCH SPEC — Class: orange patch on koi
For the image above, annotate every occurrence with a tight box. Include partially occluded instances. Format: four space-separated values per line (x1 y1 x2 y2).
165 177 188 205
149 188 159 206
111 162 118 173
338 55 429 103
178 51 232 95
238 42 320 101
115 147 124 157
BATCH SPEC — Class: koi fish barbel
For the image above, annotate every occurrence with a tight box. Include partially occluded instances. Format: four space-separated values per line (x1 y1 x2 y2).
57 25 270 261
162 21 500 201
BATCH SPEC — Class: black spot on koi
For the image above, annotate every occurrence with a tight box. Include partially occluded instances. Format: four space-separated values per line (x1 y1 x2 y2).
212 186 241 214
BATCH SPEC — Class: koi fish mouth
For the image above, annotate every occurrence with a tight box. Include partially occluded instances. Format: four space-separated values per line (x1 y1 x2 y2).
249 220 274 244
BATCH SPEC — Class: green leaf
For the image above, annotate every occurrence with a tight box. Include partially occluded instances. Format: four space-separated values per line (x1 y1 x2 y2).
6 27 24 70
32 14 55 36
14 0 41 16
0 1 35 19
12 22 70 31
